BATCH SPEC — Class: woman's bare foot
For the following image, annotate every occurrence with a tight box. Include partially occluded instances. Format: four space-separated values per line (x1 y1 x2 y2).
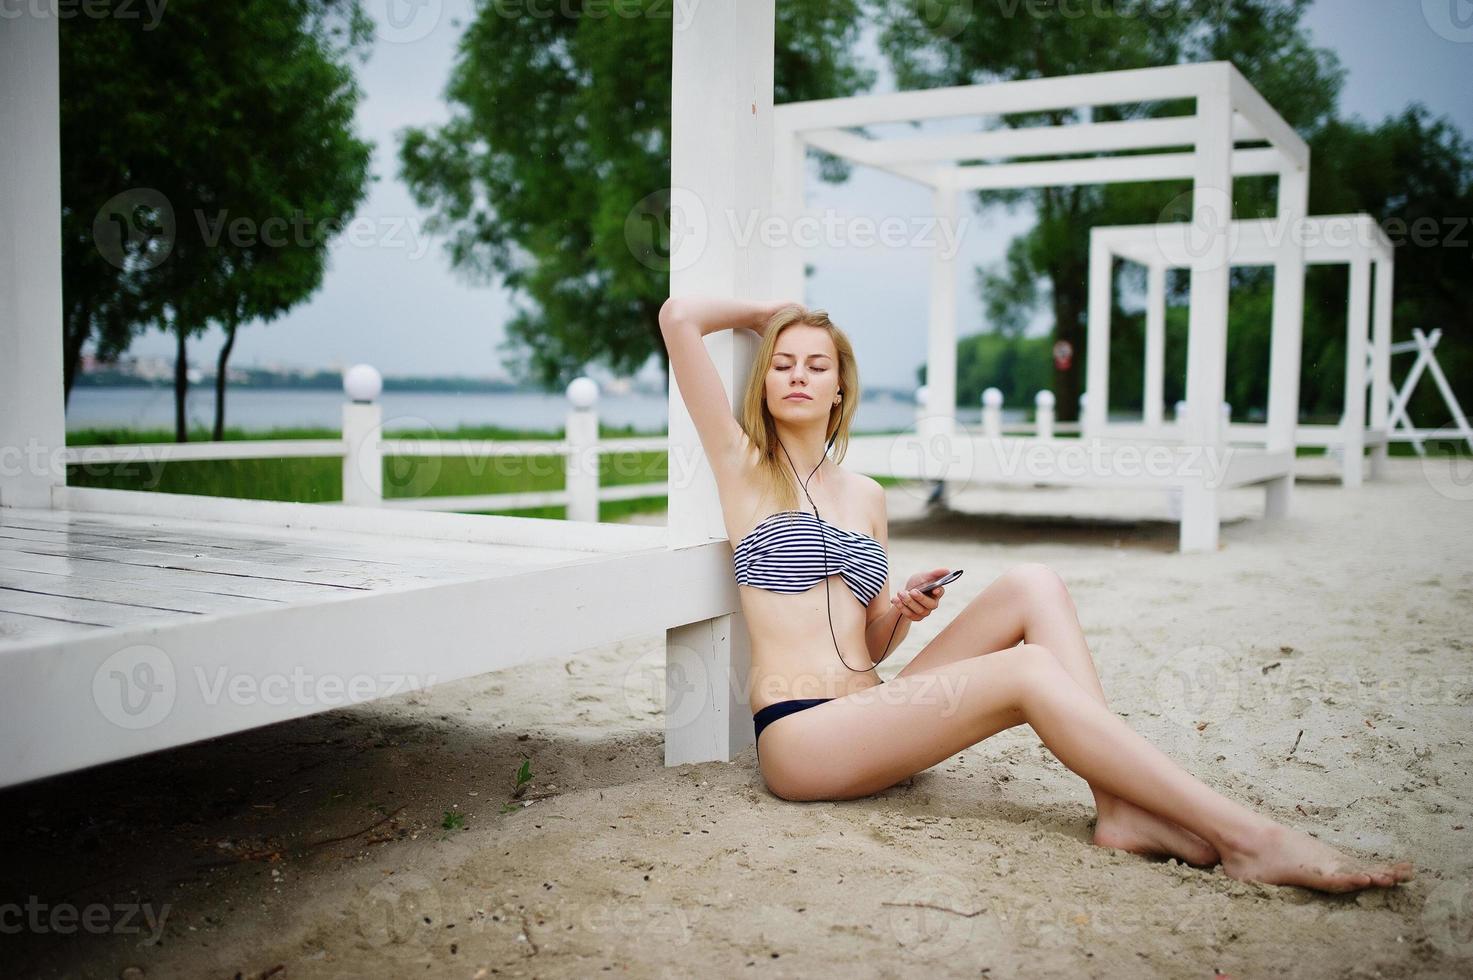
1093 798 1220 867
1220 821 1416 893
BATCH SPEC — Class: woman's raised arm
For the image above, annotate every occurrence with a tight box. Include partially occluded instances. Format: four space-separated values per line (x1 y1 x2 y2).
657 295 790 481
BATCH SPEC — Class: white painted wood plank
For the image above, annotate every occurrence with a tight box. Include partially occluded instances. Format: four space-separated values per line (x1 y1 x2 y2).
4 507 596 567
0 523 532 582
53 486 667 554
2 539 404 591
0 548 358 603
0 568 283 616
0 611 102 644
0 586 203 629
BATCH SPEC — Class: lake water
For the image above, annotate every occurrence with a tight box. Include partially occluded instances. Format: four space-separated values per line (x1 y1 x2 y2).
65 386 1029 435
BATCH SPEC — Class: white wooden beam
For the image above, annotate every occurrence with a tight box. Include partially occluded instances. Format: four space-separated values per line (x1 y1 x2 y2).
800 115 1271 169
951 147 1283 191
774 61 1220 132
0 13 65 511
1227 63 1310 170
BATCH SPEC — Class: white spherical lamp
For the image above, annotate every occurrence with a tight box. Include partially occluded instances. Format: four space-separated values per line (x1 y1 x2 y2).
344 364 382 403
566 376 599 409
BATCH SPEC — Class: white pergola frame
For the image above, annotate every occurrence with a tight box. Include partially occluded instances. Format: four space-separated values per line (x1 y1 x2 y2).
1088 214 1395 486
0 11 749 783
762 60 1311 551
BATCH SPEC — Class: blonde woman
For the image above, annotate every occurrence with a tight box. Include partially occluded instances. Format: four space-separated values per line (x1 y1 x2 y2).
659 292 1414 894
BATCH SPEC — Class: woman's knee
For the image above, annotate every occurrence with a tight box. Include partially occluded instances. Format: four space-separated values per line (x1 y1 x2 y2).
1002 642 1071 696
1001 562 1075 612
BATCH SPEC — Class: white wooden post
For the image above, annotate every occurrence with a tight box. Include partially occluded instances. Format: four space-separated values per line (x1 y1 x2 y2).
1179 69 1233 552
1369 257 1394 478
1144 262 1167 430
1035 390 1055 439
1341 254 1371 487
925 181 959 442
665 0 773 766
0 13 65 511
1084 229 1112 440
771 123 807 305
1263 164 1308 516
341 365 383 507
565 377 599 522
981 387 1003 438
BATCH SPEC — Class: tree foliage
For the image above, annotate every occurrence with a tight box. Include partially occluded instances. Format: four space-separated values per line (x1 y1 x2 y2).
398 0 875 390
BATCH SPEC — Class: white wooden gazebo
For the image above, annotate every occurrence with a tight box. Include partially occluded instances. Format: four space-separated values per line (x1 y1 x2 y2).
1086 214 1396 486
757 56 1312 552
0 13 749 783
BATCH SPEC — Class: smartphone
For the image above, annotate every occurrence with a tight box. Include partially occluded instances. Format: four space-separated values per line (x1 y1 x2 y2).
915 569 963 596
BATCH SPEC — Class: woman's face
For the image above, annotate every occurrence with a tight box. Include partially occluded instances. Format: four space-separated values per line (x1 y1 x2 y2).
766 324 840 423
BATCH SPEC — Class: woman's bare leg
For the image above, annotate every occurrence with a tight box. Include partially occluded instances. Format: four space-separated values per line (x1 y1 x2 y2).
893 562 1216 864
761 644 1414 893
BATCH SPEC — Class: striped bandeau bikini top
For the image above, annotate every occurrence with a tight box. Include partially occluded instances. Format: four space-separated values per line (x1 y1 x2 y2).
732 509 889 607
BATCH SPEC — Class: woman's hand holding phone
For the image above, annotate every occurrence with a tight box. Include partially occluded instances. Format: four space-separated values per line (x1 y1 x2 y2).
892 567 959 623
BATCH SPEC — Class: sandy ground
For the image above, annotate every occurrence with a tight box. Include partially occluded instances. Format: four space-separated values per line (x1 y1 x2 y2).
2 454 1470 979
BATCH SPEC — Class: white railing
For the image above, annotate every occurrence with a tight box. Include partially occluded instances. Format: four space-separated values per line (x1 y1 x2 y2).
61 368 668 521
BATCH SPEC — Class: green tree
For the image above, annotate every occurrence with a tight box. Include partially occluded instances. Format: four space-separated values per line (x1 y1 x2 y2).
59 0 375 440
398 1 875 391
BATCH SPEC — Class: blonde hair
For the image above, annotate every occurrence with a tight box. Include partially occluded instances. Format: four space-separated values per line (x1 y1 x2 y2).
738 304 860 514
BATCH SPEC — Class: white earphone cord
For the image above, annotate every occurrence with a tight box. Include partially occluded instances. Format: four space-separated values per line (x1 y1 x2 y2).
777 432 903 673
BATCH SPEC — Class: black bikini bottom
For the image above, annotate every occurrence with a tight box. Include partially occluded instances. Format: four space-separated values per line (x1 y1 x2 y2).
752 697 833 757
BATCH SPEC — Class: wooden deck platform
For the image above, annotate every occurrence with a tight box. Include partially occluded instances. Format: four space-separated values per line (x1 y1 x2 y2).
0 499 738 789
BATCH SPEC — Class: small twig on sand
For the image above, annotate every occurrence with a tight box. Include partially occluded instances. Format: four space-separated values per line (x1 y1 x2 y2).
880 901 986 918
194 806 407 869
1286 728 1304 759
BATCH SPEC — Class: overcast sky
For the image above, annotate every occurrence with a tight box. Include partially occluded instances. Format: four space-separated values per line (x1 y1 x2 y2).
115 0 1473 389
